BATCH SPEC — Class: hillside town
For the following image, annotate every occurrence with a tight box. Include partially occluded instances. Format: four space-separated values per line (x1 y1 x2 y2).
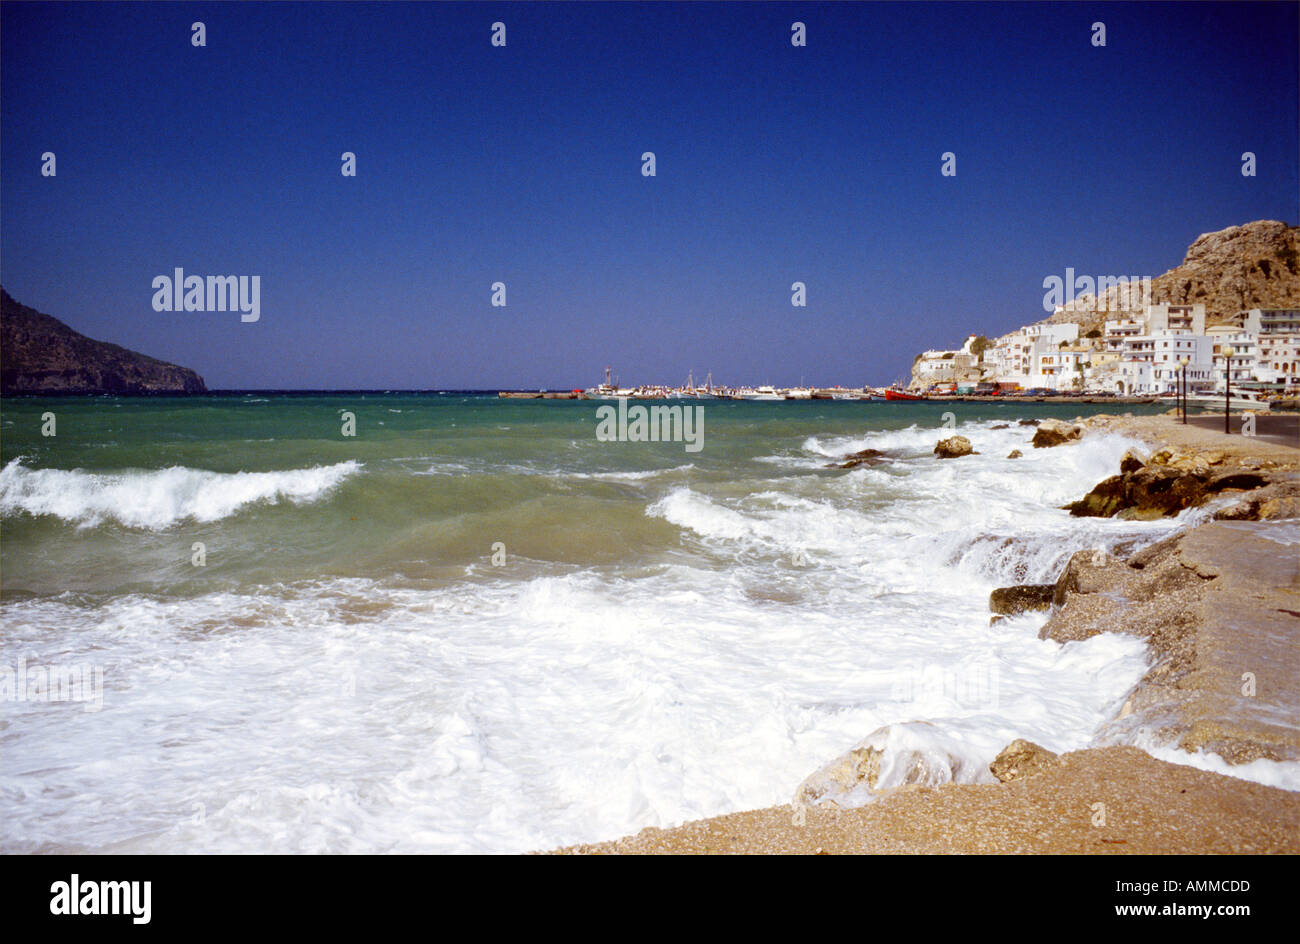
909 221 1300 402
910 304 1300 399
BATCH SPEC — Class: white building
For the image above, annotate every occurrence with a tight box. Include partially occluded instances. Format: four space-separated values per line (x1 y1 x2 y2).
1246 309 1300 388
988 322 1080 389
1205 326 1259 389
1145 303 1206 336
912 347 978 388
1125 331 1214 394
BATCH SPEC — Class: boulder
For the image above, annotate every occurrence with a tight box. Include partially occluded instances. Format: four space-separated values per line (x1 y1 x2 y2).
1119 449 1147 473
1212 479 1300 520
1017 418 1040 427
1031 418 1082 448
1206 470 1270 493
1122 466 1211 517
829 448 887 469
989 740 1060 783
794 722 988 808
1064 474 1129 517
1066 464 1236 519
989 584 1055 617
1259 497 1300 519
934 435 974 459
1052 549 1115 606
1007 449 1023 459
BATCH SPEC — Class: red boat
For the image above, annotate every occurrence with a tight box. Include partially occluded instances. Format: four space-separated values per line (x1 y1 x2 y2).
884 388 927 401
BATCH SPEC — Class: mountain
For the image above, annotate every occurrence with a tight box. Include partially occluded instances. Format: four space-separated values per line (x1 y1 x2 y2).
1149 220 1299 321
1046 219 1300 333
1 288 207 395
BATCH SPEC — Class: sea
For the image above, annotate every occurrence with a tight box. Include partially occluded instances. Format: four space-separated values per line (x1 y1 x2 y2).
0 393 1271 853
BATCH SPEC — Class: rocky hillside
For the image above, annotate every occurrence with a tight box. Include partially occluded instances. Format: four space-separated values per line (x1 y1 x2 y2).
1047 219 1299 333
1 288 207 395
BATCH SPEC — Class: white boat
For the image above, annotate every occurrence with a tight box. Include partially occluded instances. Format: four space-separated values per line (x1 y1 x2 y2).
1185 390 1269 411
744 385 783 401
784 387 813 400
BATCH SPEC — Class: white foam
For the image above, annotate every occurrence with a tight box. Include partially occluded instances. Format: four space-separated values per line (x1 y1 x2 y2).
1136 741 1300 791
0 458 361 529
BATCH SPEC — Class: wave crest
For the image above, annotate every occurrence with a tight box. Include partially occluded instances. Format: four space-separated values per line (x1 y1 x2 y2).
0 458 361 529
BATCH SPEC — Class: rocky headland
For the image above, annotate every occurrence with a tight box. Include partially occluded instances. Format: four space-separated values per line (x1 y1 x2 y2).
1 288 207 395
1047 219 1300 334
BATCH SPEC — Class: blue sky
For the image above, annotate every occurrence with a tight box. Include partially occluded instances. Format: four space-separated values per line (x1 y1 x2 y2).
2 1 1297 389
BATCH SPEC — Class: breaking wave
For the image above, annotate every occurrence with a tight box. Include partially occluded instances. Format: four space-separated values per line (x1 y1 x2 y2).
0 458 361 529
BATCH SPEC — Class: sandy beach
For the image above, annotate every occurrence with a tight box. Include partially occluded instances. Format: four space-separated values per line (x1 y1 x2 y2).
552 412 1300 854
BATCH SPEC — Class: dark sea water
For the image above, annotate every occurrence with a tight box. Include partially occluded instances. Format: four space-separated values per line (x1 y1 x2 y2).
2 393 1181 852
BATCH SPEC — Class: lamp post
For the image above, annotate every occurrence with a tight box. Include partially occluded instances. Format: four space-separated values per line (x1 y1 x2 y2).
1178 355 1189 424
1222 344 1235 434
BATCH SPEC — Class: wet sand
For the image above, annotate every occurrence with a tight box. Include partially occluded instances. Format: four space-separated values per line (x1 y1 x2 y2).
555 747 1298 854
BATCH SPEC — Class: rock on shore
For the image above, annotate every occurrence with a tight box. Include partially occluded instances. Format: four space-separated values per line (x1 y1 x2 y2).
828 448 887 469
1041 521 1300 765
1062 437 1295 519
989 584 1054 618
934 435 974 458
1031 418 1081 448
793 723 991 809
988 740 1061 783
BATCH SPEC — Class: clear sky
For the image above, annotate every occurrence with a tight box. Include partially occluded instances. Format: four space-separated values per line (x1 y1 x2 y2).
2 1 1297 390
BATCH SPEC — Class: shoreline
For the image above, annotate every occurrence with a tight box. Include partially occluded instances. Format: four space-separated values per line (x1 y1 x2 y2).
550 413 1300 854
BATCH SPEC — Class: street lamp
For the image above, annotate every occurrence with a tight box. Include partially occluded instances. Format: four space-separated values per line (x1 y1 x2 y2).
1178 355 1189 424
1222 344 1235 434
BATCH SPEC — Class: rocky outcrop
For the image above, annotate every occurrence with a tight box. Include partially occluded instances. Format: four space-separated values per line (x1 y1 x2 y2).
1031 418 1081 448
1065 461 1276 520
934 435 974 459
1 288 206 395
989 584 1055 617
1045 220 1300 333
1041 522 1300 765
989 740 1060 783
1006 449 1023 459
1213 480 1300 520
1149 220 1300 326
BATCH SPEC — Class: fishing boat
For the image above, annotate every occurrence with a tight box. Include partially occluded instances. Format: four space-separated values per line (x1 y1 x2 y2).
884 388 927 401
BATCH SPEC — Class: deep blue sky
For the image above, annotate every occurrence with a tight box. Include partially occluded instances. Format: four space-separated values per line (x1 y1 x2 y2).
2 1 1297 389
